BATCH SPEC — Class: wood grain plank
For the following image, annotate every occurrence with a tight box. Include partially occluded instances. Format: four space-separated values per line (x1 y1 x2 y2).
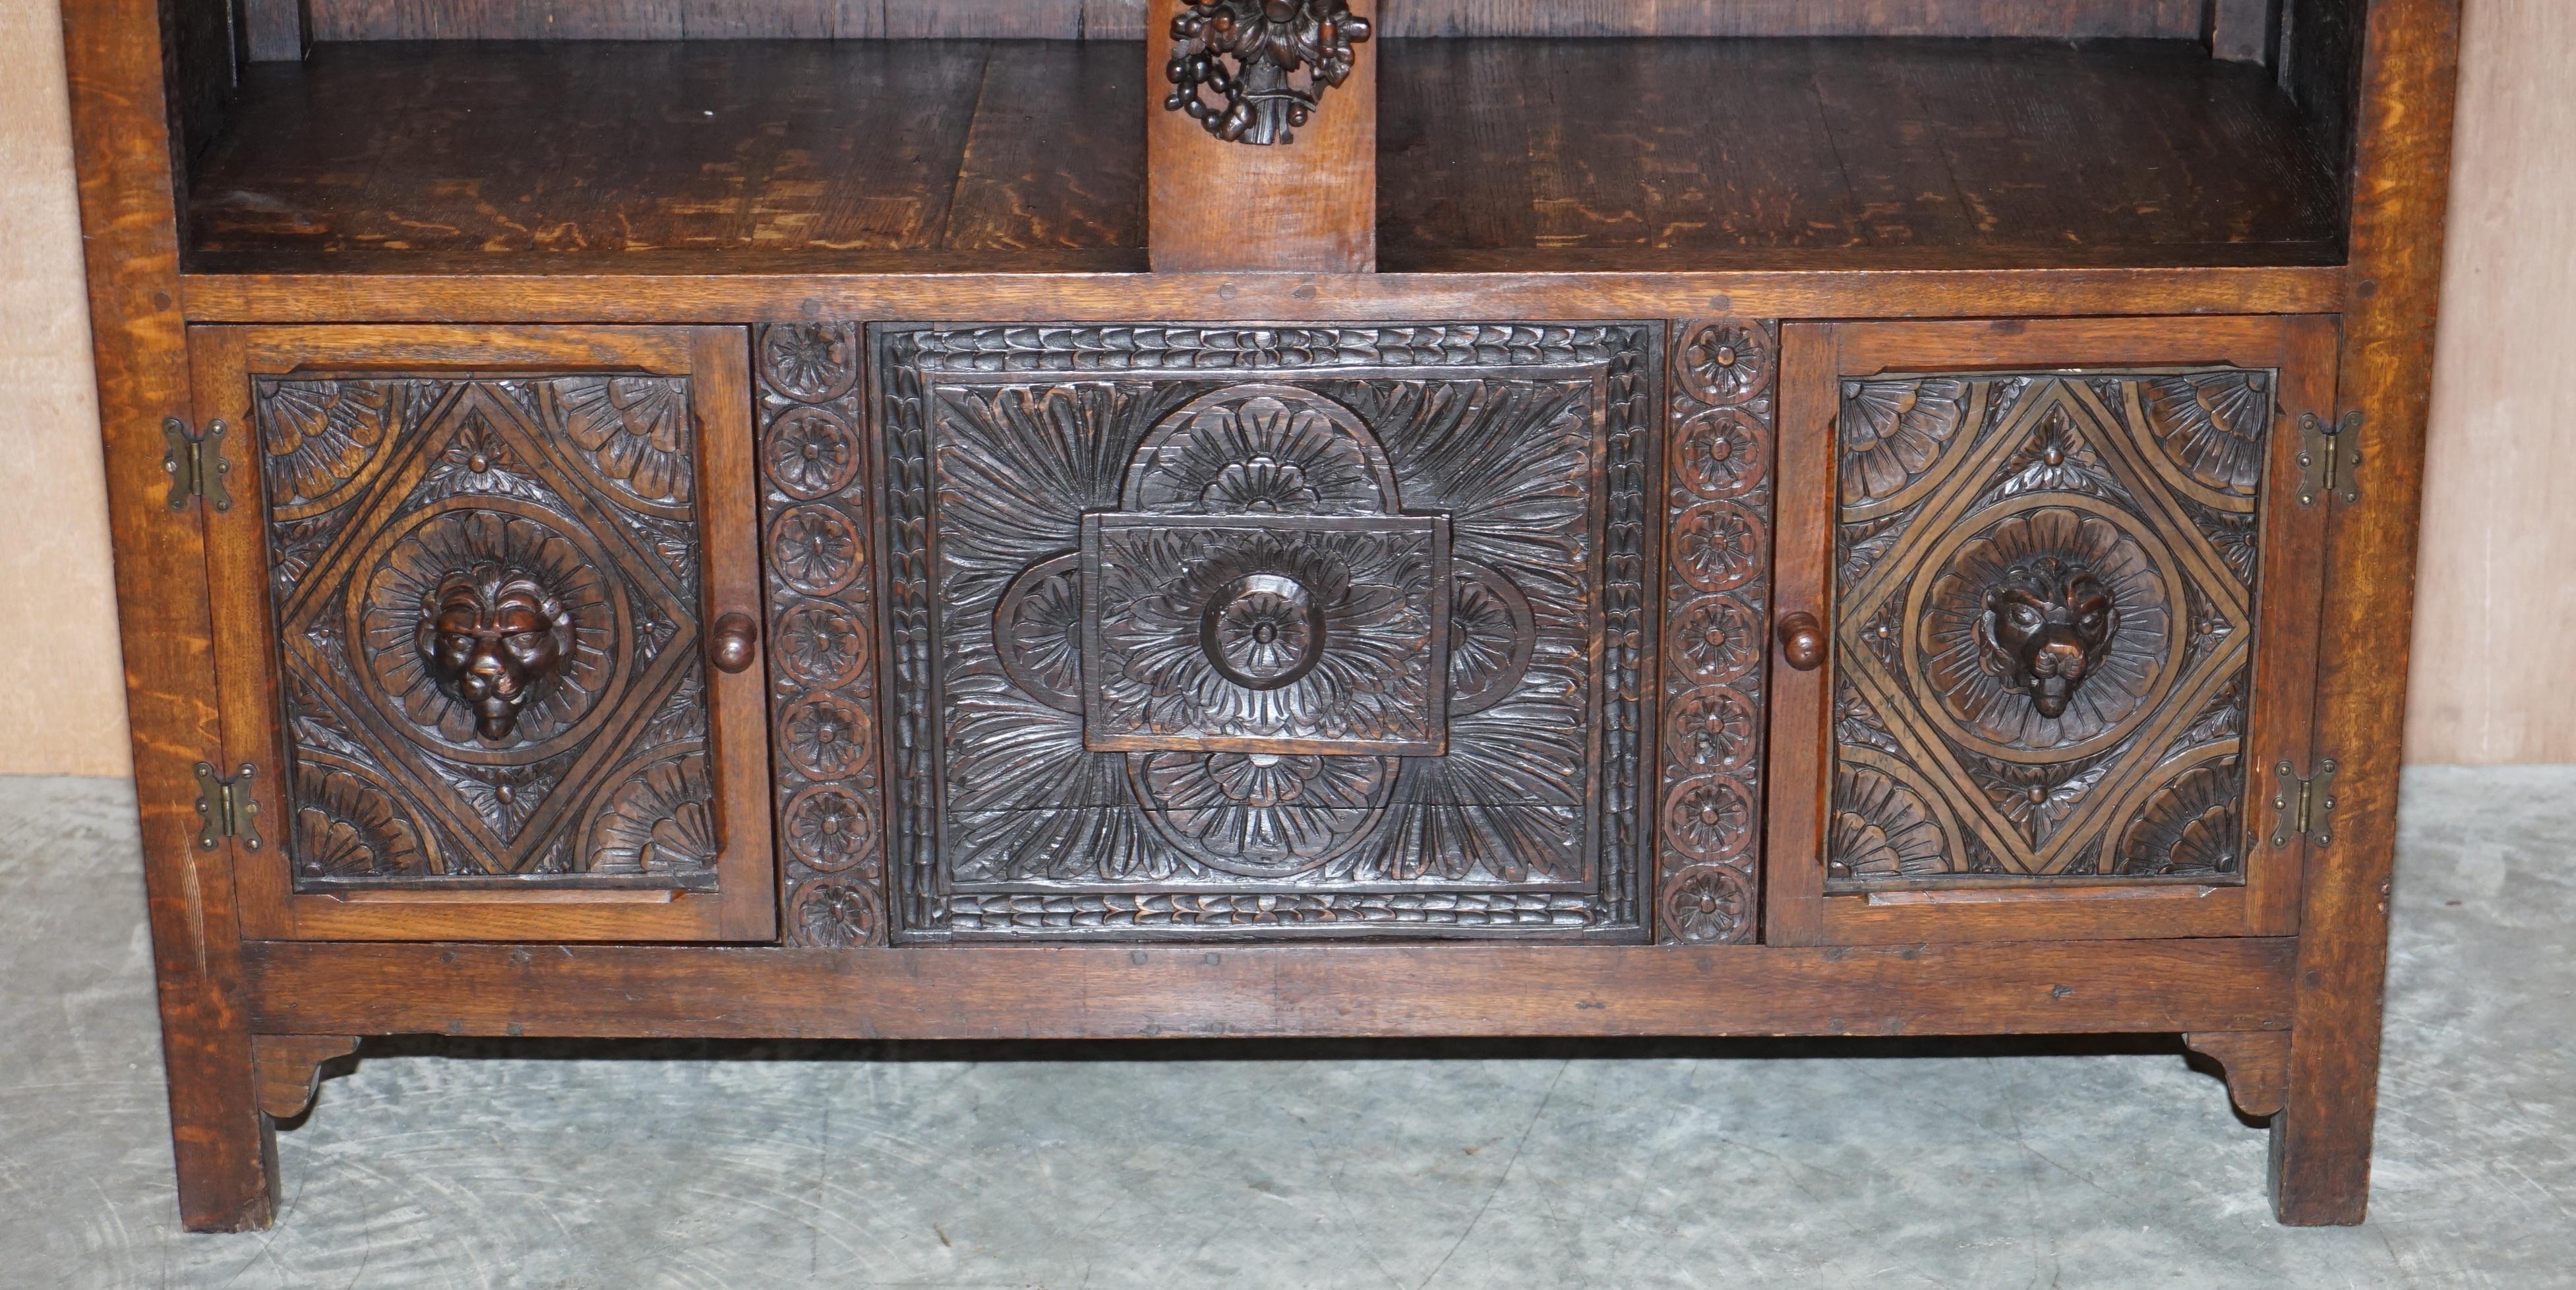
242 937 2301 1039
298 0 2209 42
2270 0 2464 1229
175 265 2351 324
60 0 276 1233
944 42 1146 252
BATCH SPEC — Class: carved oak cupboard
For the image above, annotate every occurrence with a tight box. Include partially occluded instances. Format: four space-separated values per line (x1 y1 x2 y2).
59 0 2461 1232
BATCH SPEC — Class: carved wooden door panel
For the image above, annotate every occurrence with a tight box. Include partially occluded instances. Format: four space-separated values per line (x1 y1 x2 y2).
852 323 1694 942
1765 317 2339 945
195 326 775 941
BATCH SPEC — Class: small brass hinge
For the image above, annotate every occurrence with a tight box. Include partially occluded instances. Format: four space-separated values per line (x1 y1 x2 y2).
2268 758 2339 849
2294 411 2362 508
192 762 261 852
162 417 234 513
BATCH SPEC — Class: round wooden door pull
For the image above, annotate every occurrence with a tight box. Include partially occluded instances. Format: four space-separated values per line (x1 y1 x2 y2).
709 612 760 673
1777 612 1826 671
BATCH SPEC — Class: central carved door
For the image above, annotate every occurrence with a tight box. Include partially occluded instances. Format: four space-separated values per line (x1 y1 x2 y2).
837 323 1720 942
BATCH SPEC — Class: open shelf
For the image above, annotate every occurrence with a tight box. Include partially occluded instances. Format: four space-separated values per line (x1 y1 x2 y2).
187 40 1150 271
1378 38 2345 270
185 36 2345 276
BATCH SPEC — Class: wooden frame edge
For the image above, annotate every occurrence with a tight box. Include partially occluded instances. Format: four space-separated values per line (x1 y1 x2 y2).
243 937 2300 1041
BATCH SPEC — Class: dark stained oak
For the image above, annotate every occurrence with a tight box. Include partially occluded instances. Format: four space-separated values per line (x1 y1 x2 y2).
292 0 2213 44
1379 38 2345 271
185 37 2343 276
188 41 1146 263
241 937 2300 1040
59 0 2458 1237
2270 0 2466 1229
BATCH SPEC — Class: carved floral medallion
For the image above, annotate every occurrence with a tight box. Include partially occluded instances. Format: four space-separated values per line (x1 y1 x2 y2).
880 324 1659 938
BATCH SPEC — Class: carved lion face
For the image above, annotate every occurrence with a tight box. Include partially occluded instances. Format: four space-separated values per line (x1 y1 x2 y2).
416 561 575 742
1976 556 2118 719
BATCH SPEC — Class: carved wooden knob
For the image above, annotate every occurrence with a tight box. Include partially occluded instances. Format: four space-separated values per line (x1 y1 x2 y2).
709 613 760 674
1777 612 1826 671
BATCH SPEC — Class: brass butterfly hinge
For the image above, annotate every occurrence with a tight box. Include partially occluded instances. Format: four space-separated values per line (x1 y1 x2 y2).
162 417 234 512
2269 758 2339 849
192 761 262 852
2294 411 2363 508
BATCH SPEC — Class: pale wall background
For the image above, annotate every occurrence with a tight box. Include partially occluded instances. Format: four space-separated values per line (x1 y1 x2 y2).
0 0 2567 776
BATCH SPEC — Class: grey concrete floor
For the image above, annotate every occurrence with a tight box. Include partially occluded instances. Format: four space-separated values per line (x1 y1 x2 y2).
0 769 2569 1289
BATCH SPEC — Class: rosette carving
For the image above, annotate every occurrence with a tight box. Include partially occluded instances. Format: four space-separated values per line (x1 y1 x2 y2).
758 324 888 943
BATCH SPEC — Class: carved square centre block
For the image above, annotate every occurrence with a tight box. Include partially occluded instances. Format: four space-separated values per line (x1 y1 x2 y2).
1081 512 1452 756
875 326 1662 940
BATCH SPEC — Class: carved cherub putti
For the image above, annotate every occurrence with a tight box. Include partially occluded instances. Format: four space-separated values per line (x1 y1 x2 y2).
1976 555 2118 719
416 561 576 742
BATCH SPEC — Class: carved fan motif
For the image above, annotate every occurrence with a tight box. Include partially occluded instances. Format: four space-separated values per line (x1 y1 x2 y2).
291 760 437 879
556 377 694 507
588 754 719 876
1125 387 1396 514
2118 754 2244 876
1917 504 2174 758
1827 764 1952 882
1840 378 1969 510
257 380 393 513
2143 373 2272 500
1446 562 1535 714
1132 751 1396 875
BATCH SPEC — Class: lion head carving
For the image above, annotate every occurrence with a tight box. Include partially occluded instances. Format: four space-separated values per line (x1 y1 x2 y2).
1976 555 2118 720
415 561 576 742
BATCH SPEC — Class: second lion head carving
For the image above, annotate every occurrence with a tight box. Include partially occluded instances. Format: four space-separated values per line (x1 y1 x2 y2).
1977 555 2119 719
415 561 576 742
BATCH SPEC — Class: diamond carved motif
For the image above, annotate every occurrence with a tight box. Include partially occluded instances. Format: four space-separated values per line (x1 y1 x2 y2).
1830 369 2268 888
258 376 714 886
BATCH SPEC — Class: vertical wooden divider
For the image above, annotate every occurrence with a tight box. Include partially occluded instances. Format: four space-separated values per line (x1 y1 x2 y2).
1147 0 1377 274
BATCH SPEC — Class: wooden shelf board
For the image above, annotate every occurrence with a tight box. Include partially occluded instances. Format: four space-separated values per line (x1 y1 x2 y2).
186 36 2343 278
